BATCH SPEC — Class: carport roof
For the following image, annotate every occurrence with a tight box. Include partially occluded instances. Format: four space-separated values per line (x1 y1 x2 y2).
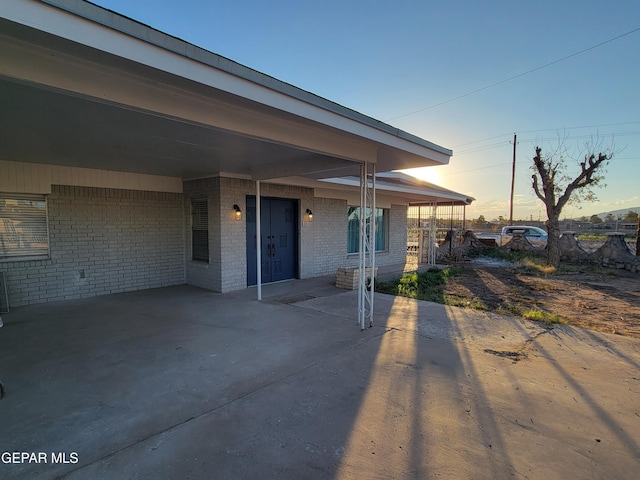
322 172 475 206
261 171 474 207
0 0 454 182
41 0 447 155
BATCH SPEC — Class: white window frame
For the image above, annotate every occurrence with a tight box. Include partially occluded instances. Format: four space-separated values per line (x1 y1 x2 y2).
347 206 388 254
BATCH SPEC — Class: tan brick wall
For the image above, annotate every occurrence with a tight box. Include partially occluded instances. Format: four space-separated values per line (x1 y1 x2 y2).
185 178 315 292
2 178 410 304
310 197 348 277
311 201 409 277
184 177 221 291
2 185 185 307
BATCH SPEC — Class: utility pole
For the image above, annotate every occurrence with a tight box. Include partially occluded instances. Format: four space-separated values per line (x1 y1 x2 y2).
509 133 517 225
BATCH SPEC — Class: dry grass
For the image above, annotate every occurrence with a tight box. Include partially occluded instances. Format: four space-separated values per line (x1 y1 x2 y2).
379 258 640 338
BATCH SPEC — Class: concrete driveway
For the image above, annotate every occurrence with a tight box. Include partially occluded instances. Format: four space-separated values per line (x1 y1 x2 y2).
0 279 639 479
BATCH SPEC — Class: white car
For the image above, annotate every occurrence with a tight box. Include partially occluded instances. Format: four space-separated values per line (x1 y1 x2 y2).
500 226 548 247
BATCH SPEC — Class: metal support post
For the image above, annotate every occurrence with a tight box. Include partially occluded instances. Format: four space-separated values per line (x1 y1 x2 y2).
358 162 376 330
256 180 262 301
428 203 437 265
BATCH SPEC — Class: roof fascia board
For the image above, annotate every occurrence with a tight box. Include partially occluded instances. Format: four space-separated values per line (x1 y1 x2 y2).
266 176 471 205
5 0 451 161
263 179 406 208
319 177 472 204
380 171 465 195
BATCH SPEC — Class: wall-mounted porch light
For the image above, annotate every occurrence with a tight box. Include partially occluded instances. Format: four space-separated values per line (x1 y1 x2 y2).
233 204 242 221
306 208 313 222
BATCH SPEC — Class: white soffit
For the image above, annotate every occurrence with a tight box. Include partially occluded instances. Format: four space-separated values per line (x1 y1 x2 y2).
1 0 451 165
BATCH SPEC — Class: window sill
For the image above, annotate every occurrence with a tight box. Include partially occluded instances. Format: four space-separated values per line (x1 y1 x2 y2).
0 255 51 263
189 260 210 268
347 250 389 257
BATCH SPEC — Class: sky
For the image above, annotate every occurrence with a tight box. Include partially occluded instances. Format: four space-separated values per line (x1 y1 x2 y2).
92 0 640 220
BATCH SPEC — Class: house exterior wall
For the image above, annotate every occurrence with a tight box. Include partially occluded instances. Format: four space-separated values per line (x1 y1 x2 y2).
2 185 184 307
0 159 182 194
184 177 315 293
217 177 252 292
310 197 349 276
310 200 408 276
182 177 410 292
388 203 410 264
2 166 411 307
183 177 222 291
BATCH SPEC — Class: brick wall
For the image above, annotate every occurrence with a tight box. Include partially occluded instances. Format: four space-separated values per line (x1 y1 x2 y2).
217 178 315 291
218 178 251 292
184 178 316 292
320 201 407 275
309 200 408 277
183 177 222 291
310 197 348 277
387 204 409 264
1 185 185 307
1 180 412 304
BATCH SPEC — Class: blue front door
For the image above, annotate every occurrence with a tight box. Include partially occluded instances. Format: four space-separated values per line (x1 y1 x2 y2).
246 196 298 286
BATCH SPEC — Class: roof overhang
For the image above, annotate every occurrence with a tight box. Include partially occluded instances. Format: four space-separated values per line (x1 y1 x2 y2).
267 172 474 207
0 0 453 182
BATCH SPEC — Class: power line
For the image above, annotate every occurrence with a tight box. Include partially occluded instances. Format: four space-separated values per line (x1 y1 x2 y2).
453 133 517 148
520 131 640 143
516 121 640 135
437 162 511 177
453 130 640 156
455 142 512 155
386 27 640 122
437 155 639 179
452 121 640 148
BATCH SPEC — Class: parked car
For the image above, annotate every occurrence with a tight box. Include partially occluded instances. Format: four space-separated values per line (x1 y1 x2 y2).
475 226 548 248
500 226 548 247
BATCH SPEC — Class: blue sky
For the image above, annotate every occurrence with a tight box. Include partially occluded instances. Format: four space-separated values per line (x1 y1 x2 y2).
93 0 640 220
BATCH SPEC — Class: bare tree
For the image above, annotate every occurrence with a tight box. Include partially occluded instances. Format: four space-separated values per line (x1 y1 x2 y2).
531 145 610 267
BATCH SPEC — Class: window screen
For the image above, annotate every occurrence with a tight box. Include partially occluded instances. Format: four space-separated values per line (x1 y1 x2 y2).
191 198 209 262
0 194 49 260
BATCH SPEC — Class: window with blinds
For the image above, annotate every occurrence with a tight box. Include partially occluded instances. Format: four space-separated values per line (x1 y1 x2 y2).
191 198 209 262
0 194 49 261
347 206 388 254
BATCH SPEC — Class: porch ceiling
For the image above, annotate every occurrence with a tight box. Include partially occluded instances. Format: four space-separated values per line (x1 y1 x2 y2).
0 78 350 180
0 3 452 182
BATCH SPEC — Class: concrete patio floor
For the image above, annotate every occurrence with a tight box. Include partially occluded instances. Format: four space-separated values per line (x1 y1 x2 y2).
0 278 639 479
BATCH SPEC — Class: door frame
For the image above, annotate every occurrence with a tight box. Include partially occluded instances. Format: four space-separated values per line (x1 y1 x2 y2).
246 195 299 286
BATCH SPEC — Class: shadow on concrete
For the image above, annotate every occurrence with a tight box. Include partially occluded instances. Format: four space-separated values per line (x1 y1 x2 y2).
0 285 375 478
533 327 640 462
580 327 640 372
1 283 639 479
303 290 548 478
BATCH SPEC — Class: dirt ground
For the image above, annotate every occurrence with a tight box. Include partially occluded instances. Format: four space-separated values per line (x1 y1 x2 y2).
443 262 640 338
